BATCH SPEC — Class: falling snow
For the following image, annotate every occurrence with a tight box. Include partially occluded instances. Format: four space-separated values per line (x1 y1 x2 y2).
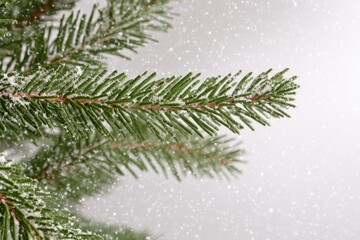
78 0 360 239
1 0 357 239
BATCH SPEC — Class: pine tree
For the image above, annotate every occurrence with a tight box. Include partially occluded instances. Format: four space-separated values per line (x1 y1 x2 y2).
0 0 299 239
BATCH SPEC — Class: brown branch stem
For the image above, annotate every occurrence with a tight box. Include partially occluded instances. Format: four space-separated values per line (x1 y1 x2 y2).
11 0 55 30
32 139 232 181
45 0 164 67
0 90 268 111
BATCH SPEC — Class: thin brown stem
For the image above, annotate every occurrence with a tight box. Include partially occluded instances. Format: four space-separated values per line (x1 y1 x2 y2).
143 0 162 9
10 0 55 30
32 139 232 181
0 90 268 112
45 0 164 67
45 17 125 67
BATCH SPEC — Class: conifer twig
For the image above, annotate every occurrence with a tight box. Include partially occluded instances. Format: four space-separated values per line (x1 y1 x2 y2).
25 132 243 202
0 0 173 72
0 159 101 239
0 67 298 140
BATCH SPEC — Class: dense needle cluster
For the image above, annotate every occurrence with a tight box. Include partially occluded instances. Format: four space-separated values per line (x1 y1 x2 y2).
0 0 298 239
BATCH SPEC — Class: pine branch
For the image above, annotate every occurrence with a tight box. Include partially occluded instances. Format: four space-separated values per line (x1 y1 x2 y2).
2 0 78 30
23 130 244 200
0 0 79 72
0 1 301 239
0 157 101 239
0 66 298 140
1 0 173 72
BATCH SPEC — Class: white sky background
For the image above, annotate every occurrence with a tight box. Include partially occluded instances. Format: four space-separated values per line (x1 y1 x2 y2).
81 0 360 239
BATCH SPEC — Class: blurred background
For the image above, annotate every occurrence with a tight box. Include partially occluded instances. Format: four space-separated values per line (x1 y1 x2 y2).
79 0 360 239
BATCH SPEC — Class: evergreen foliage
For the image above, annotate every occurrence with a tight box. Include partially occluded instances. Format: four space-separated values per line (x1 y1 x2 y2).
0 157 100 239
1 0 77 30
0 66 296 140
24 132 244 201
0 0 299 239
0 0 172 72
0 0 16 36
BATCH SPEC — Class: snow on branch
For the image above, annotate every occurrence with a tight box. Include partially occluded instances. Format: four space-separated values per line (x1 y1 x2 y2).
0 66 298 140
